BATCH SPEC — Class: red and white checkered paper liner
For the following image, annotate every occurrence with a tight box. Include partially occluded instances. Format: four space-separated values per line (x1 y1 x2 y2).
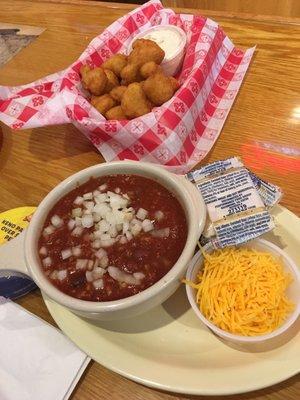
0 0 255 173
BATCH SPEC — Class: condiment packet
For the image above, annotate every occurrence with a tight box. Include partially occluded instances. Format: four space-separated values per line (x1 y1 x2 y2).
186 157 282 248
247 170 282 208
0 0 255 173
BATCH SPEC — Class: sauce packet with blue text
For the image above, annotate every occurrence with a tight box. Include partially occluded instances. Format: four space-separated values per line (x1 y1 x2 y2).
186 157 282 248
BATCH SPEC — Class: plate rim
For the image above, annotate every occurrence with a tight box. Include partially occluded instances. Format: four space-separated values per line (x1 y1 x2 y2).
43 294 300 396
42 205 300 395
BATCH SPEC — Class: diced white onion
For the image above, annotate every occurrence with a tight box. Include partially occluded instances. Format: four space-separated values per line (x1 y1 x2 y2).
108 266 138 285
95 248 107 260
155 210 164 221
99 233 110 241
73 196 84 205
76 259 88 270
93 203 110 217
72 208 82 218
131 223 142 236
107 266 123 282
92 267 106 279
93 279 104 289
97 219 110 233
131 218 140 225
133 272 145 281
54 186 156 259
43 225 55 236
103 211 115 225
42 256 52 267
83 192 93 200
123 211 133 221
51 215 63 228
124 275 139 285
92 213 101 222
68 219 76 230
39 246 47 256
82 214 94 228
136 208 148 220
83 209 92 215
133 272 145 280
99 255 109 268
83 201 94 211
87 260 94 270
86 271 93 282
75 217 82 227
92 239 102 249
72 246 81 257
61 248 72 260
142 219 154 232
123 221 129 234
107 210 126 225
87 260 94 271
116 224 123 232
151 228 170 238
72 226 83 236
95 193 108 204
93 230 101 239
108 192 128 210
57 269 67 281
109 226 118 238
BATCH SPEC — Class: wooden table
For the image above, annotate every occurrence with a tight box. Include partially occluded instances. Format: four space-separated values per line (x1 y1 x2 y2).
163 0 300 18
0 1 299 399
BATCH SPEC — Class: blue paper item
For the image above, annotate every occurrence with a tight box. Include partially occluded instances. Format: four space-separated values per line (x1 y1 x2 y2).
0 270 37 299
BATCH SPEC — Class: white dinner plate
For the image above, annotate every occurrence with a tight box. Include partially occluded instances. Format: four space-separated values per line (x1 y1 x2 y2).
43 205 300 395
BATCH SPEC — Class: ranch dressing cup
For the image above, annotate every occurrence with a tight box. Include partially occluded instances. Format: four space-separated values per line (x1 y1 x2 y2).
129 25 187 76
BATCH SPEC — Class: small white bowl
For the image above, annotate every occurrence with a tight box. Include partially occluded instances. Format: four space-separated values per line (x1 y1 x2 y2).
186 239 300 343
128 25 187 76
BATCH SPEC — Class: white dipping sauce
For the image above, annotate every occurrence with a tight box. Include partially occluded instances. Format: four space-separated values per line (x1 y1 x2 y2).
142 27 184 59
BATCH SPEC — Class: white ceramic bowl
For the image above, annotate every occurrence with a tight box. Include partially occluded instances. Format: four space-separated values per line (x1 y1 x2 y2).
128 25 187 76
186 239 300 343
0 161 206 320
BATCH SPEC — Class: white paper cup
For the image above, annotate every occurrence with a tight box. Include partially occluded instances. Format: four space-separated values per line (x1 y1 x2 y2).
185 239 300 344
128 25 187 76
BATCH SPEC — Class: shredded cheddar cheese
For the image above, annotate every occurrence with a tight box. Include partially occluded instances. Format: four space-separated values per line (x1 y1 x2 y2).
187 247 294 336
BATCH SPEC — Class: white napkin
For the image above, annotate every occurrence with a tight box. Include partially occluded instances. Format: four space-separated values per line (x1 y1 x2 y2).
0 297 90 400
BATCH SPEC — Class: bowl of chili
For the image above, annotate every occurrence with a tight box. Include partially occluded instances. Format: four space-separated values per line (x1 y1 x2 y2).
2 161 206 320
